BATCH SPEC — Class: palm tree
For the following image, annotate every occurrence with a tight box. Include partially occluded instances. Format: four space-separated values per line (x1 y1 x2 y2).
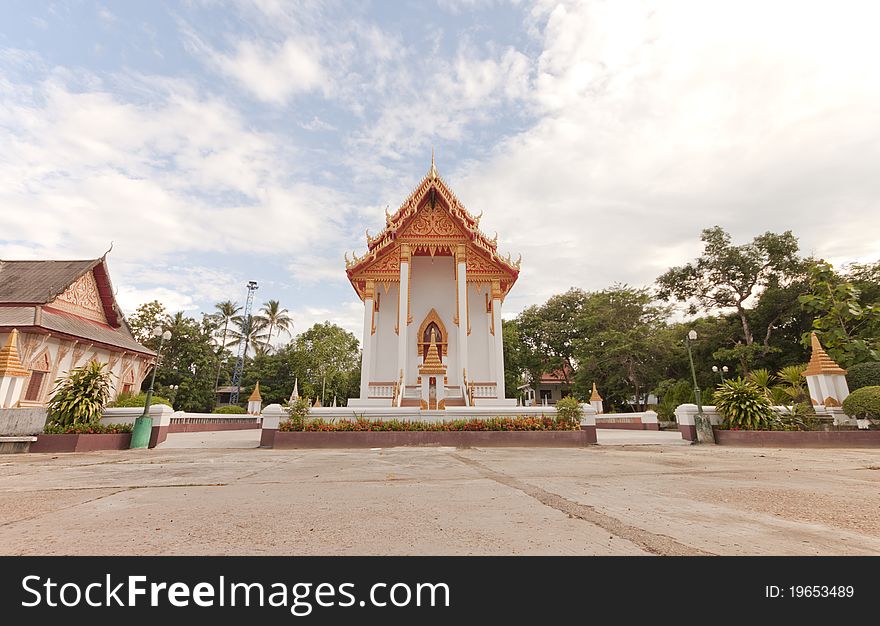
226 315 269 360
213 301 241 392
255 300 293 351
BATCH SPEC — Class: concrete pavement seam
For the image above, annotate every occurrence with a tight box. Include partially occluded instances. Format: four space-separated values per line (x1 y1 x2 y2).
449 452 715 557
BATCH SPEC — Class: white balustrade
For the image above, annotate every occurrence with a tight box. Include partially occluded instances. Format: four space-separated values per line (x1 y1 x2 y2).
472 384 497 398
368 384 395 398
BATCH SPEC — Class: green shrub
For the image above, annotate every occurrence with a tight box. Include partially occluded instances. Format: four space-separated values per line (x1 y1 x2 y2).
772 403 820 431
47 361 113 427
213 405 247 414
846 362 880 391
284 397 311 430
713 378 776 430
654 379 695 419
555 396 583 426
44 422 133 434
774 364 810 406
108 392 172 408
842 386 880 419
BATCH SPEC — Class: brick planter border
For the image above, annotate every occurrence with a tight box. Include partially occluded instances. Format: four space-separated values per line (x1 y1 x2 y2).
263 427 597 449
712 427 880 448
30 433 133 453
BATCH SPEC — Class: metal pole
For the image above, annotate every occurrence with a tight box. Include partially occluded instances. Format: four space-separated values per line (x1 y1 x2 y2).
130 333 166 449
686 335 715 444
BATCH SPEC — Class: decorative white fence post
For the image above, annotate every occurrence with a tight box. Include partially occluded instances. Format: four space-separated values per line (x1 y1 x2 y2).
260 403 286 448
675 403 698 442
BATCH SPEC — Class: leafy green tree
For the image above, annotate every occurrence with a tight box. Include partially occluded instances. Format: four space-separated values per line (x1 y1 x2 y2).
152 312 221 412
573 287 671 410
126 300 168 345
292 322 361 405
656 226 802 351
799 260 880 366
502 318 541 400
516 288 589 386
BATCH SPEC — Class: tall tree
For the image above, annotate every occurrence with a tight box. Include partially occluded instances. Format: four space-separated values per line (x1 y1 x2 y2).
516 288 589 385
213 301 241 350
573 287 671 410
656 226 802 362
212 300 241 392
126 300 168 345
799 259 880 366
226 315 268 360
293 322 361 405
255 299 293 350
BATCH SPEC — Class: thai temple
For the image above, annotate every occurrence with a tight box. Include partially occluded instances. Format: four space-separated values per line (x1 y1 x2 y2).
346 156 520 410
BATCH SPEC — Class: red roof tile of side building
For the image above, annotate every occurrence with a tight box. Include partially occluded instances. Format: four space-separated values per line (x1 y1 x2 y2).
0 257 154 356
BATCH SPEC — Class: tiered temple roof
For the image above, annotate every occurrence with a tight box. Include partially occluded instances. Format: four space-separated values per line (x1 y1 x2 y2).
345 156 520 299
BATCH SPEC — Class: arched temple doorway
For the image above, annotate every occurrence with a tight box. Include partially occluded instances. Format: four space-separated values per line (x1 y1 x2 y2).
417 308 448 363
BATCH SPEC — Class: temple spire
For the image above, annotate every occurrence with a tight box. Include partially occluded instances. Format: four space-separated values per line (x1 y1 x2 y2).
0 329 28 377
428 147 438 180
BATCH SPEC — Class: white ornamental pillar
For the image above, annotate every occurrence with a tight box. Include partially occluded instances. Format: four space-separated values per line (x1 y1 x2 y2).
359 280 375 399
0 329 29 408
456 244 469 387
804 332 850 410
247 381 263 415
397 245 411 386
491 279 505 399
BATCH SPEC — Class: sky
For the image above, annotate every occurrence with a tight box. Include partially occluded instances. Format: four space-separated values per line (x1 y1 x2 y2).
1 0 878 343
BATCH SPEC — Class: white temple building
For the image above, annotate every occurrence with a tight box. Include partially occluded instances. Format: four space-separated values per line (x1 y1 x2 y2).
347 157 520 409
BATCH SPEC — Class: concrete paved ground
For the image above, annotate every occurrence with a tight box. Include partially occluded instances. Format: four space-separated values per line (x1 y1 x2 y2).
1 436 878 555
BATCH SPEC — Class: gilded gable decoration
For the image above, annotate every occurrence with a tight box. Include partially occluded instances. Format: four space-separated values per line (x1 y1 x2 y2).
51 270 108 324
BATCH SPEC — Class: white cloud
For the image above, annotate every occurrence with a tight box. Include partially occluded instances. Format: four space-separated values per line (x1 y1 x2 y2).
288 300 364 339
452 0 880 314
208 38 326 104
0 63 356 266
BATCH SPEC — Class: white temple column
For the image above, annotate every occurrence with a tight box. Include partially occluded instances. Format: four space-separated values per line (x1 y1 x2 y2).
491 280 505 399
397 245 411 385
359 280 375 399
455 245 469 388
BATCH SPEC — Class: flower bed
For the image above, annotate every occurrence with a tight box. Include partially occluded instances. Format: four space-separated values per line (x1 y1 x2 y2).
31 422 133 453
268 416 595 449
279 415 578 432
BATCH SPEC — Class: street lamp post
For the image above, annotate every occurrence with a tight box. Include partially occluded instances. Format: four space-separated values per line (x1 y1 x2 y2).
712 365 729 383
685 329 715 444
130 327 172 449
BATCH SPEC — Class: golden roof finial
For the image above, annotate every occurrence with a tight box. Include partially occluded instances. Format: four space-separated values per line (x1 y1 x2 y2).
0 329 29 378
590 382 603 402
428 147 438 180
803 332 847 376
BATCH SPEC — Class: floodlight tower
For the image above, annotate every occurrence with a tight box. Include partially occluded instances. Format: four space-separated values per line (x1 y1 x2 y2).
229 280 258 405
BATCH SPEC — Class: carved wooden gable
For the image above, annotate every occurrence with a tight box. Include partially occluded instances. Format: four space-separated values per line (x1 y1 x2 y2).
352 246 403 283
51 270 108 324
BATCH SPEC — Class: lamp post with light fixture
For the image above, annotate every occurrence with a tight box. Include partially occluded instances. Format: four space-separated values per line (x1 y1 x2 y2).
685 329 715 444
130 326 172 449
712 365 729 383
